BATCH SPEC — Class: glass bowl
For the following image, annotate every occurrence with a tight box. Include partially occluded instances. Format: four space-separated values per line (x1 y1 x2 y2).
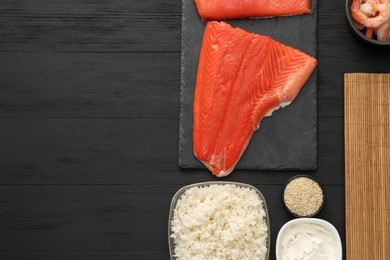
168 181 270 260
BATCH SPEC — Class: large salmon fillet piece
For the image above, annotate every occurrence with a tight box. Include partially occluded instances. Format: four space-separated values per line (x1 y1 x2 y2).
194 0 311 20
193 21 317 177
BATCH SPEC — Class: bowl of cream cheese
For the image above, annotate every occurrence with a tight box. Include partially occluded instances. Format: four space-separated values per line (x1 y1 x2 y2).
276 218 342 260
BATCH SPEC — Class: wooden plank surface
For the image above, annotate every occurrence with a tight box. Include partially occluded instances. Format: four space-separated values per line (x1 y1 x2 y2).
0 117 343 185
0 0 389 258
0 185 345 257
0 253 167 260
0 0 181 53
0 52 180 118
345 73 390 260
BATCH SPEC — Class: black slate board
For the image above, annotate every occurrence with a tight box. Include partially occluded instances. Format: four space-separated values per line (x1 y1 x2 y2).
179 0 317 171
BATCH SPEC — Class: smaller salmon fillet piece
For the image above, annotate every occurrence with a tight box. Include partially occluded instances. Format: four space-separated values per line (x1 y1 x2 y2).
194 0 311 20
193 21 317 177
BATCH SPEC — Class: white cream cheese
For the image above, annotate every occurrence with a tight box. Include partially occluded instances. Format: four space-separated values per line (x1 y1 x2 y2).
280 223 335 260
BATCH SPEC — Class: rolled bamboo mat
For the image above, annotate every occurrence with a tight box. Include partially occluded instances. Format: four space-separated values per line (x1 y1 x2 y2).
344 73 390 260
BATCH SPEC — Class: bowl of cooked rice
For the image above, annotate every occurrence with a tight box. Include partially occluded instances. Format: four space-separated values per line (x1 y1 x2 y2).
168 181 270 260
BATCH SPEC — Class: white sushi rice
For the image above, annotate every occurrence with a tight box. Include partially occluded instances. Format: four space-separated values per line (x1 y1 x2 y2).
170 184 269 260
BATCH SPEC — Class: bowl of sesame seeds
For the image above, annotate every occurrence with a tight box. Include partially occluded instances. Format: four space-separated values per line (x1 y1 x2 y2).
282 175 325 218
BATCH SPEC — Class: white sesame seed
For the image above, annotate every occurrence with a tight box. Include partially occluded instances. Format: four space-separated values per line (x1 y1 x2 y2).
283 176 324 217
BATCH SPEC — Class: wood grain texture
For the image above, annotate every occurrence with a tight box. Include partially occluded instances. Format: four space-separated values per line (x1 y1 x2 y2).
1 0 389 258
0 0 388 119
0 185 345 257
317 1 390 119
345 73 390 260
0 117 342 185
0 52 180 118
0 253 166 260
0 50 334 119
0 0 181 53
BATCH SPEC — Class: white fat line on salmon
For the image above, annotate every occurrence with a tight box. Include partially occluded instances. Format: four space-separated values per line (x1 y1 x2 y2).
264 101 292 117
254 102 291 130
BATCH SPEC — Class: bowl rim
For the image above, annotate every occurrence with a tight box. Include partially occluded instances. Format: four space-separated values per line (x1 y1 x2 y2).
345 0 390 46
168 181 271 260
282 174 326 217
275 218 343 260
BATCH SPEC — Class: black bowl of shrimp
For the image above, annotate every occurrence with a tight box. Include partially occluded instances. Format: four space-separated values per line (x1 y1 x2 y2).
346 0 390 45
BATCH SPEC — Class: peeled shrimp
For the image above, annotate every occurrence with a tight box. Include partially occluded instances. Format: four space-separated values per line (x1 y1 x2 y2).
351 0 390 28
353 20 365 30
377 19 390 40
366 27 374 38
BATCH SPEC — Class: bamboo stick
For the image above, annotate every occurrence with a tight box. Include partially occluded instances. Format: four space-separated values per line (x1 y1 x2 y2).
345 73 390 260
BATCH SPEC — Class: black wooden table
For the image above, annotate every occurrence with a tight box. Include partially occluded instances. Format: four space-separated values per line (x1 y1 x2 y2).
1 1 390 259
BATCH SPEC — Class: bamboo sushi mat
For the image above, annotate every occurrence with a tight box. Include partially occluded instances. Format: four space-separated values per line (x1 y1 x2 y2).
344 73 390 260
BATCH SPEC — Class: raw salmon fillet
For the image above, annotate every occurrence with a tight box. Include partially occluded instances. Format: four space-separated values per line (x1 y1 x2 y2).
193 21 317 177
194 0 311 20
